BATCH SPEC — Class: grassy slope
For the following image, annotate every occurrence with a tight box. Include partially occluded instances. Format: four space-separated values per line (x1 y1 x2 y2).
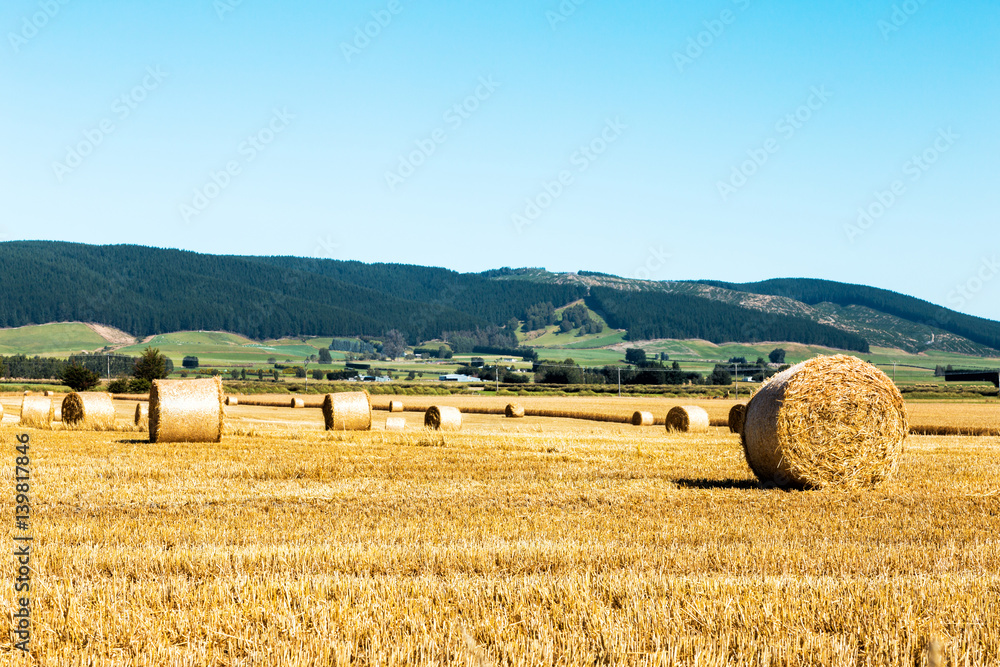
517 301 626 349
115 332 346 368
4 322 999 388
0 323 110 356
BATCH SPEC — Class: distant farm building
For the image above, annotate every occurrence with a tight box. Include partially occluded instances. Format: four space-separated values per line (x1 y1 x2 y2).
439 374 480 383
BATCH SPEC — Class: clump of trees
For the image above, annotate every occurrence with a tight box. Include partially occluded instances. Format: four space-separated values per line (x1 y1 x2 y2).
381 330 408 359
523 303 557 331
108 347 171 394
558 304 604 335
61 364 101 391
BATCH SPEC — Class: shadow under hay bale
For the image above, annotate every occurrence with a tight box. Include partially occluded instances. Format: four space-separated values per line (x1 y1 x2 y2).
322 392 372 431
665 406 710 433
505 403 525 418
290 398 305 409
62 392 116 430
425 406 462 431
728 404 746 434
135 403 149 428
150 377 224 444
385 416 406 431
631 410 654 426
389 400 404 413
741 354 907 489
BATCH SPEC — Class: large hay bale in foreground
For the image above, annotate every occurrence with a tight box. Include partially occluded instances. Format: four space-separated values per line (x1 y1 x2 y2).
388 400 404 413
666 406 710 433
425 406 462 431
135 403 149 427
150 377 224 444
631 410 654 426
322 392 372 431
741 354 907 489
385 417 406 432
62 392 116 430
19 397 52 428
505 403 525 418
225 396 238 406
728 404 746 434
290 398 306 409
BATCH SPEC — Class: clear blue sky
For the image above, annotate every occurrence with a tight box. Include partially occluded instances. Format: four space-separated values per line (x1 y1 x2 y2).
2 0 998 319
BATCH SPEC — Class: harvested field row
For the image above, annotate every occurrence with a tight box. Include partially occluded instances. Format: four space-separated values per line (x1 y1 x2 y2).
15 393 1000 435
2 425 998 664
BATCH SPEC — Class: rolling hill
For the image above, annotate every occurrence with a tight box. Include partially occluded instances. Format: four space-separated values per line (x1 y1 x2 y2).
1 241 998 357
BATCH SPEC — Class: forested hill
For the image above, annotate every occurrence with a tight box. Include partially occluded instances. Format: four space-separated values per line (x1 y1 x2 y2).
0 242 993 354
700 278 1000 352
586 288 871 353
0 242 584 341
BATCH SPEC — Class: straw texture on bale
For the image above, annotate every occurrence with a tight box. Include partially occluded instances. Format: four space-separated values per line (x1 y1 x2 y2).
385 417 406 432
388 400 404 413
62 392 116 430
728 404 746 434
631 411 654 426
236 395 323 408
322 392 372 431
741 354 907 489
505 403 525 418
0 403 3 420
425 406 462 431
52 403 61 422
665 405 710 433
150 377 224 444
135 403 149 427
19 397 52 429
290 398 306 409
226 396 238 406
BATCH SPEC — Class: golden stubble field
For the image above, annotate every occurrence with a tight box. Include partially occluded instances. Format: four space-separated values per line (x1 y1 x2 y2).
1 393 998 666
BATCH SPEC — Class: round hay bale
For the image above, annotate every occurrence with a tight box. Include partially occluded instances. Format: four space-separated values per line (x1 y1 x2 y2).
23 390 33 396
150 377 224 444
322 392 372 431
43 390 54 397
19 396 52 429
388 400 404 413
62 392 116 430
741 355 907 489
728 404 746 434
385 416 406 432
135 403 149 427
631 410 654 426
425 406 462 431
505 403 525 418
665 405 710 433
226 396 239 406
290 397 306 409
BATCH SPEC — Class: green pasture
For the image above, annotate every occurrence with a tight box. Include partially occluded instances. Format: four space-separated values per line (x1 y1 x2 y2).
0 323 110 357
